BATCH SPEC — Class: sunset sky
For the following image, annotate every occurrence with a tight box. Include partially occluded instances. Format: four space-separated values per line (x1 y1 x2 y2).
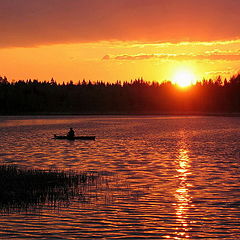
0 0 240 83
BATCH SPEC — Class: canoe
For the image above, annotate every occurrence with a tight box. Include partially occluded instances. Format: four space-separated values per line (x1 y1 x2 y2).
54 135 96 140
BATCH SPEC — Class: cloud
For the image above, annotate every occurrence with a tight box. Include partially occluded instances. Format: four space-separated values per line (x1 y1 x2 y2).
102 55 111 60
205 70 233 76
115 54 156 60
102 51 240 61
1 0 240 47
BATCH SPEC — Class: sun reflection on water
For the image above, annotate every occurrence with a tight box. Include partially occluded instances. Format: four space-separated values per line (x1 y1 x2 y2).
174 135 192 239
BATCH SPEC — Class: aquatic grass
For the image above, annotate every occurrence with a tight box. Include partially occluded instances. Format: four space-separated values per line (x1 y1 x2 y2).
0 164 100 213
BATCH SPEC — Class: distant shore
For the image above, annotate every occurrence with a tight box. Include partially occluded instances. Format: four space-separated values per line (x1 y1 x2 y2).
1 112 240 117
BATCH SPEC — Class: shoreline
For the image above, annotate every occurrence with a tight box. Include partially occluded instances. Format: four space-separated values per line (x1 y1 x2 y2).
1 112 240 117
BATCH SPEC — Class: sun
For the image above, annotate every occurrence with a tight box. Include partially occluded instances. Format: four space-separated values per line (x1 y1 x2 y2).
172 69 197 88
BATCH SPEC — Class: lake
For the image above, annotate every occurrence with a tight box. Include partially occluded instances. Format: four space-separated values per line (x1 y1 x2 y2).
0 115 239 239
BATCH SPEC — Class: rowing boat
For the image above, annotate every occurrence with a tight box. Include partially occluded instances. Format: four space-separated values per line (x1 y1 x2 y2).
54 135 96 140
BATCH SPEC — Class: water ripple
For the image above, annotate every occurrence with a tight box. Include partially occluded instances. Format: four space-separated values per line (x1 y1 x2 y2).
0 115 239 239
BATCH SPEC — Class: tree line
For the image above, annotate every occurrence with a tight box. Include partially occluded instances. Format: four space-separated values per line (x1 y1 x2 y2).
0 75 240 115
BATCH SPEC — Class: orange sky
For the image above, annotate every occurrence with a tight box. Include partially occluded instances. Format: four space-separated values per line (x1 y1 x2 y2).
0 0 240 83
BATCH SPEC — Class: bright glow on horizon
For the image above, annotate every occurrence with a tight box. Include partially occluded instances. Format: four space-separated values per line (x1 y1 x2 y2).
172 69 197 88
0 40 239 84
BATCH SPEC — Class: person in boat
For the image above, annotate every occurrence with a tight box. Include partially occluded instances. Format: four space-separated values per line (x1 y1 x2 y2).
67 127 75 138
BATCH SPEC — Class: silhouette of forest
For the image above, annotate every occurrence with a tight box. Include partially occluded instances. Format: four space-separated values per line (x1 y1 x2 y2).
1 74 240 115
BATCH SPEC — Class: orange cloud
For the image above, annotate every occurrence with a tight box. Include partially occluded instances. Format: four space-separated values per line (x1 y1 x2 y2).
1 0 240 47
103 51 240 61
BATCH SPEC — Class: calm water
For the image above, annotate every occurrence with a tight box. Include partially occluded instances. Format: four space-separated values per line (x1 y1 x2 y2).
0 115 239 239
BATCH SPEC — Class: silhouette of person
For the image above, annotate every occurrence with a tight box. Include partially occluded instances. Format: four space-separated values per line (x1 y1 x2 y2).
67 128 75 138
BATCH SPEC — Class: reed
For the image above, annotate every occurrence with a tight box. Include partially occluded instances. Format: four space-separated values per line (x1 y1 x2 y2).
0 164 100 213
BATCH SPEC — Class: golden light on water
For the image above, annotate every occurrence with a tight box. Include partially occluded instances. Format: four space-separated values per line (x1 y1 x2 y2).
174 136 192 239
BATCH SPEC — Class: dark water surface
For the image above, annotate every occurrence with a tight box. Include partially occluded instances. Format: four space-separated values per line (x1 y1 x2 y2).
0 115 239 239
